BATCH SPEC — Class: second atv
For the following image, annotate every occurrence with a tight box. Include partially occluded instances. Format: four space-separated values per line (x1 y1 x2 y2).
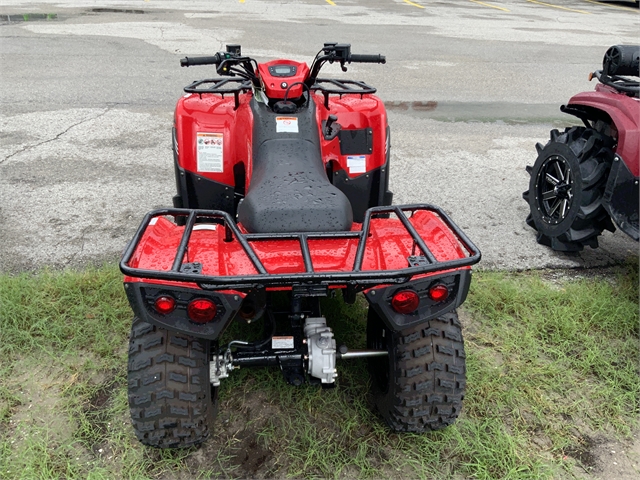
121 43 480 448
523 45 639 251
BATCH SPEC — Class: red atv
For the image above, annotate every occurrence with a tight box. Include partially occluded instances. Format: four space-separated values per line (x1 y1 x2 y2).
121 43 480 448
523 45 639 251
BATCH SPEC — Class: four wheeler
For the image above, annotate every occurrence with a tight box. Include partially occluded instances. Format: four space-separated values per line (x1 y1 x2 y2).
120 43 481 448
523 45 639 252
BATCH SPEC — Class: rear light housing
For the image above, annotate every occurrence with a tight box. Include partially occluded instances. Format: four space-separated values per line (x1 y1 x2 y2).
187 298 218 323
391 290 420 314
154 295 176 315
428 284 450 302
128 283 243 340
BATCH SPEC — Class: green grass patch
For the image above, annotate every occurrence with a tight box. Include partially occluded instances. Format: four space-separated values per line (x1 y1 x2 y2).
0 260 638 479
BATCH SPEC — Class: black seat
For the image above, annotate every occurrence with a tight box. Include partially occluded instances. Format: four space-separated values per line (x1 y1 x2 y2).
237 98 353 233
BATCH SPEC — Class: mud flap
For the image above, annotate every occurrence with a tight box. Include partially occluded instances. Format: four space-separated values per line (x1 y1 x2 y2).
604 155 639 241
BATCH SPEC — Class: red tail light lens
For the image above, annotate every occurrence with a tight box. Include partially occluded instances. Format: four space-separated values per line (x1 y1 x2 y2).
428 284 449 302
154 296 176 315
188 298 217 323
391 290 420 314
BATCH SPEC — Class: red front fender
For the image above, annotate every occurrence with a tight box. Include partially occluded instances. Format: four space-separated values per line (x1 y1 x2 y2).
566 88 639 177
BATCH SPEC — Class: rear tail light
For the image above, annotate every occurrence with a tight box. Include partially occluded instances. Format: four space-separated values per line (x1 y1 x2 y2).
391 290 420 314
188 298 217 323
154 296 176 315
428 284 450 302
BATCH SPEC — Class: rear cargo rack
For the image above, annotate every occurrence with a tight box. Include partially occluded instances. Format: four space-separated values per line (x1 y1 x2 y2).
120 205 481 290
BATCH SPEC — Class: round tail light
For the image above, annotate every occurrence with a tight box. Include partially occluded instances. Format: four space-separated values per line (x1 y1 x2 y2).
391 290 420 314
154 296 176 315
188 298 217 323
428 284 450 302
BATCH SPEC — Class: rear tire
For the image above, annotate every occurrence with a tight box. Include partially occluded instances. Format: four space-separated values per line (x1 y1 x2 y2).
366 309 466 432
127 318 217 448
523 126 614 252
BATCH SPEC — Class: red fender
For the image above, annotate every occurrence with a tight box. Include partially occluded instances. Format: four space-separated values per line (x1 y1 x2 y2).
566 86 640 177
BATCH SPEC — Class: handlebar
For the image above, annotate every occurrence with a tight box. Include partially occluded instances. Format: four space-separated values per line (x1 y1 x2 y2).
349 54 386 64
180 54 222 67
179 44 386 94
591 70 639 96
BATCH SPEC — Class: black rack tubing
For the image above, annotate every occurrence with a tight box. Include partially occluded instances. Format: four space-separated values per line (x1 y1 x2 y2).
123 256 477 288
220 214 269 275
352 208 372 272
353 205 438 271
313 78 375 90
198 277 409 291
184 78 252 95
311 78 377 96
244 231 361 240
411 204 480 259
121 209 268 276
394 207 437 264
299 235 314 273
376 204 479 259
121 209 157 269
171 211 197 272
324 79 359 91
120 206 481 288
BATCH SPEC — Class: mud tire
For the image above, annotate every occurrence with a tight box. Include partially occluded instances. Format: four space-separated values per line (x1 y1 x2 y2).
366 309 466 432
127 318 217 448
523 126 614 252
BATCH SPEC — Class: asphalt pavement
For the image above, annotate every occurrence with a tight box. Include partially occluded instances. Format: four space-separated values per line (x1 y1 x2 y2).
0 0 638 271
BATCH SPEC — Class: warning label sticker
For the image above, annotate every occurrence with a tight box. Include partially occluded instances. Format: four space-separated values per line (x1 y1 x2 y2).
196 132 224 173
347 155 367 174
271 336 295 349
276 117 299 133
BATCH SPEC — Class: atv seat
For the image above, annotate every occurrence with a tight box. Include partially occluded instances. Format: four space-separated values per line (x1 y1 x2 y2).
237 99 353 233
237 138 353 233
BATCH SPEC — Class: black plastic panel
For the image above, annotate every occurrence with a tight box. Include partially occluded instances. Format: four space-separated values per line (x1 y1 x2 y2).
174 162 235 216
338 128 373 155
124 282 243 340
331 126 392 222
364 271 472 332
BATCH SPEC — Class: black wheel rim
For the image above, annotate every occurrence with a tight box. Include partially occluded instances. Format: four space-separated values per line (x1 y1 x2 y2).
535 155 574 224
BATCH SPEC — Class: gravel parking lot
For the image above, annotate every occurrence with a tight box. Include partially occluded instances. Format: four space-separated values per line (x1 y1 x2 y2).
1 0 638 272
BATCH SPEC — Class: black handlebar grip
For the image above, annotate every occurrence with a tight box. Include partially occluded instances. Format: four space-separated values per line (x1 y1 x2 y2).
180 54 222 67
348 54 386 64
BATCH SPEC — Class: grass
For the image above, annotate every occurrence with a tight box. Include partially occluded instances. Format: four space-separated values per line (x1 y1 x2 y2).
0 260 638 479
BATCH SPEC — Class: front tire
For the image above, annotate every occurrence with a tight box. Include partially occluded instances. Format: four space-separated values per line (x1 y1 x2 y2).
127 318 217 448
366 309 466 432
523 126 614 252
